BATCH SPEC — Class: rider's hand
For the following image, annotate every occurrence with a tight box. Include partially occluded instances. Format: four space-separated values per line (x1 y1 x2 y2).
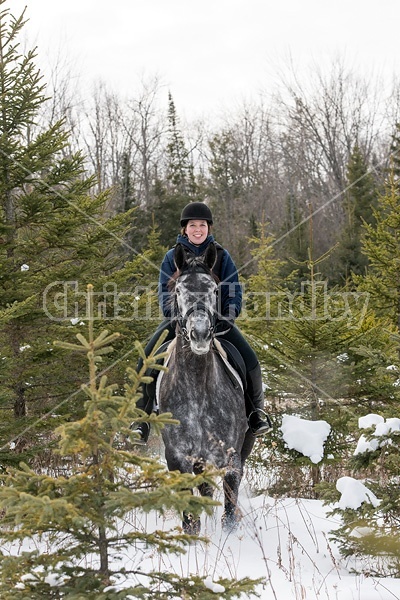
215 317 235 334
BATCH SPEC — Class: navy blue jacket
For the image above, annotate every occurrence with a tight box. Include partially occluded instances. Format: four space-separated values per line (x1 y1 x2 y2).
158 234 242 320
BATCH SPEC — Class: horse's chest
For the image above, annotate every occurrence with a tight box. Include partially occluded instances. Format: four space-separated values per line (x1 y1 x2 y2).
159 362 246 464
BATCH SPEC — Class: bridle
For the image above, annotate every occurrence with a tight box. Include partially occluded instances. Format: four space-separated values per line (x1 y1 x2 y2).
177 301 217 342
173 262 218 343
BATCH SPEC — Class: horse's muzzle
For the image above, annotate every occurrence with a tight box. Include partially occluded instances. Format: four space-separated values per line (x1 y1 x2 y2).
191 343 210 355
188 314 213 354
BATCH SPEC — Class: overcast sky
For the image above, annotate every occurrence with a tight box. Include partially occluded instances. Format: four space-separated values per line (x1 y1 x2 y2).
11 0 400 120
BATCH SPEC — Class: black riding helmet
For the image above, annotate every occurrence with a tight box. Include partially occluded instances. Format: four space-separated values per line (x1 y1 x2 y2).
180 202 213 226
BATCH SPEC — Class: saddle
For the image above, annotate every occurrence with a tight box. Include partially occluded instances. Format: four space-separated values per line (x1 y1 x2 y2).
213 338 247 392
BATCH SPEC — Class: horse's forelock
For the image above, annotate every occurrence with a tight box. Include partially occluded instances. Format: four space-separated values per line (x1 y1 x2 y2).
168 262 219 291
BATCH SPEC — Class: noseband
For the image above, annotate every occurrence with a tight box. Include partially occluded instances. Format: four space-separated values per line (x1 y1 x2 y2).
178 301 216 342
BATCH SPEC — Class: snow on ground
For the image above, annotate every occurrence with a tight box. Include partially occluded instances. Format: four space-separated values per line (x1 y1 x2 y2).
4 414 400 598
115 413 400 599
113 486 400 599
6 488 400 599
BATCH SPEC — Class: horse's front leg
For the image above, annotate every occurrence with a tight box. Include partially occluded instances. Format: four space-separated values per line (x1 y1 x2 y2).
222 453 243 532
165 449 202 535
193 460 214 500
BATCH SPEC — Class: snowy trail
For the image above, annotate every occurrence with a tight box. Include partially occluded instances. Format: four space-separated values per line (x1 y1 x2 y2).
3 485 400 598
125 487 400 599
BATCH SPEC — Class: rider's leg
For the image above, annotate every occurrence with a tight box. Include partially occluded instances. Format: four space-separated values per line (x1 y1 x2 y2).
246 362 273 435
131 320 176 444
222 325 272 436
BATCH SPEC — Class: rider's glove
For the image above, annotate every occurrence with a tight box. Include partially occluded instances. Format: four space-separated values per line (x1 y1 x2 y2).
215 317 235 335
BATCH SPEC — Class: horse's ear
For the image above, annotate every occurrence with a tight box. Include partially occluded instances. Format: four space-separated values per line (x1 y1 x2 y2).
204 242 217 270
174 243 187 271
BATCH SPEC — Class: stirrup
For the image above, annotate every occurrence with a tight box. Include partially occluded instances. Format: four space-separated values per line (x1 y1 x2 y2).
130 422 150 445
248 410 273 437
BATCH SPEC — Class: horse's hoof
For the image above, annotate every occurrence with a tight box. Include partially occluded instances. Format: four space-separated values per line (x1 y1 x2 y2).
183 513 201 536
221 511 240 533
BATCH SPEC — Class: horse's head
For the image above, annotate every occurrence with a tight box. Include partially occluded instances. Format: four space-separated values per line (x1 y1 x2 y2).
172 243 218 355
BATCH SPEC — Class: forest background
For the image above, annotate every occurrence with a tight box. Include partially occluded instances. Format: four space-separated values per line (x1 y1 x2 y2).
2 0 400 596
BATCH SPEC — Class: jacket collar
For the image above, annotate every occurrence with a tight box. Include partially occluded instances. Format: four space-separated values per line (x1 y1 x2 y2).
176 234 215 256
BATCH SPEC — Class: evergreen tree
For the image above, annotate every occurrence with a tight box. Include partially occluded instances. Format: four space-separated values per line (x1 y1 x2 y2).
0 287 260 598
333 145 377 285
150 177 185 248
353 169 400 338
242 218 397 497
348 166 400 411
277 193 309 287
269 250 397 497
120 150 135 213
315 161 400 573
207 129 248 264
320 411 400 577
151 94 199 248
0 2 132 461
165 92 197 196
265 250 358 495
390 122 400 178
108 223 168 377
240 220 288 394
317 163 400 577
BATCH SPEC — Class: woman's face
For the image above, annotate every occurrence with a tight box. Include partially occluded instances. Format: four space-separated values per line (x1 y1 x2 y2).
185 219 209 245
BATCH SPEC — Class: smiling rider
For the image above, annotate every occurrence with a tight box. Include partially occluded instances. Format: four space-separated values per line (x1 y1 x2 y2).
132 201 272 444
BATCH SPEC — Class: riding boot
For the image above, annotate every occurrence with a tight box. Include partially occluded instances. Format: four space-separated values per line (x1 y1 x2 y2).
246 363 273 436
130 365 156 445
131 420 150 445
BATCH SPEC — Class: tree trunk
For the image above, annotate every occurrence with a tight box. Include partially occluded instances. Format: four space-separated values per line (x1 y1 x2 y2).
98 523 109 582
14 383 27 418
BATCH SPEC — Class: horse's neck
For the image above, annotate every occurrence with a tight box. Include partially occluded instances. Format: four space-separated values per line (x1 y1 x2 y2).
175 333 205 359
174 334 214 374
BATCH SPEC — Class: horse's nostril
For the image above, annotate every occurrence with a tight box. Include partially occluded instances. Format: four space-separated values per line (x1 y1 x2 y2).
190 325 211 343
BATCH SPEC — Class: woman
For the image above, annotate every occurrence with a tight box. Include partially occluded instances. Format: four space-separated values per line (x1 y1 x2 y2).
133 202 272 444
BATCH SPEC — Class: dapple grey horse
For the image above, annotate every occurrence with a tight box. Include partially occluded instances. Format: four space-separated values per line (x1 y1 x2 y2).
158 242 255 534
